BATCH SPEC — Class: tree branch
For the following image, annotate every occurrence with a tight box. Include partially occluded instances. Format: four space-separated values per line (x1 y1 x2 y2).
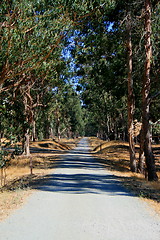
0 33 66 85
150 91 160 101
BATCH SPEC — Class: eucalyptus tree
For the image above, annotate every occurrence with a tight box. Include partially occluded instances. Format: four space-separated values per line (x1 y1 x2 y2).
46 83 85 139
66 0 128 141
125 5 136 172
63 85 85 138
64 0 159 180
0 0 71 88
0 0 159 179
140 0 158 181
0 0 73 155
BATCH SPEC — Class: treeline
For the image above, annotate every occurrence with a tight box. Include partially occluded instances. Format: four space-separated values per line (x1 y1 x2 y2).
0 0 160 181
65 0 160 180
0 0 85 160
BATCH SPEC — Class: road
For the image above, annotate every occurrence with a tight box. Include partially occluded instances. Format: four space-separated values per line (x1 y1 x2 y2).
0 138 160 240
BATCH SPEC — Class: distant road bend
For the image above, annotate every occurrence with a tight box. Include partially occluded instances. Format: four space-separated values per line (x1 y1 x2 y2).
0 138 160 240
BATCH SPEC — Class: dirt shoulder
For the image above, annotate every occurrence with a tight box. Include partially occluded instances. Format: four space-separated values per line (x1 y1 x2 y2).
88 137 160 215
0 138 80 221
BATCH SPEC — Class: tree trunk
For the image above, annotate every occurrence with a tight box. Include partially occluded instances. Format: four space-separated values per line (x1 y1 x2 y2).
138 130 145 173
57 126 61 141
141 0 158 181
32 119 36 142
126 12 136 172
21 82 33 156
23 128 30 156
56 115 61 141
50 127 54 139
44 121 50 139
114 122 118 140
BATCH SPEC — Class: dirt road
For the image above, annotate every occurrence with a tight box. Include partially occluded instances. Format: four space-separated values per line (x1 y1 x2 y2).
0 138 160 240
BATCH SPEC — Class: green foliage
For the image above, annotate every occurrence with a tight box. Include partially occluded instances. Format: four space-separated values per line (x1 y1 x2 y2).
0 149 10 169
63 87 85 136
0 0 72 87
0 0 159 144
152 121 160 136
65 0 160 139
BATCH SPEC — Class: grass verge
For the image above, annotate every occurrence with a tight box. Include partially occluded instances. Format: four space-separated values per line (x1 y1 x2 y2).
88 137 160 215
0 138 80 221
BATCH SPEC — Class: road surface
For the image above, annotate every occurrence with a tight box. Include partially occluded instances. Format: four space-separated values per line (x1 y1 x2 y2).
0 138 160 240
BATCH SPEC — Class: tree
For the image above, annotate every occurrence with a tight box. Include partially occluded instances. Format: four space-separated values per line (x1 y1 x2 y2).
0 0 70 88
0 0 159 180
141 0 158 181
0 0 73 155
126 11 136 172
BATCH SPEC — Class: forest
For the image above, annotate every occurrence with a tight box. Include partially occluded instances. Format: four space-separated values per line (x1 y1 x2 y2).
0 0 160 183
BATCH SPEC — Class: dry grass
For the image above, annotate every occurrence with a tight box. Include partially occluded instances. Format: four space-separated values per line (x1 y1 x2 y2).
1 136 159 220
0 189 32 221
89 137 160 215
0 138 79 186
0 138 80 221
57 137 80 149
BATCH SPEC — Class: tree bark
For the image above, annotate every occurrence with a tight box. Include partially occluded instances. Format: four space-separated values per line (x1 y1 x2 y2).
126 12 136 172
44 121 50 139
22 82 33 156
138 129 145 173
23 128 30 156
32 119 36 142
141 0 158 181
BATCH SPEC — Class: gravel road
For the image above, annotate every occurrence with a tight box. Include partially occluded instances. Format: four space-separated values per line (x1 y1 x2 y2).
0 138 160 240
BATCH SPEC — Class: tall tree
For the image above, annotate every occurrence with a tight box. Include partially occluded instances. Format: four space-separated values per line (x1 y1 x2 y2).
126 11 136 172
141 0 158 181
0 0 69 88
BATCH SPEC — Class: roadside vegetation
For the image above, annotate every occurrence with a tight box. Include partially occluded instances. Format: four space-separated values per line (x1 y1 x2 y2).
0 138 80 221
89 137 160 214
0 0 160 221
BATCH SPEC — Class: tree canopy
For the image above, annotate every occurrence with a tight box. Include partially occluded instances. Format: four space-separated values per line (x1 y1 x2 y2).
0 0 160 180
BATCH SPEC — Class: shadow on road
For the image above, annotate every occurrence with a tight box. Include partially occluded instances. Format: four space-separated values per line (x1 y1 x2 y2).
30 149 133 196
31 172 132 196
49 153 106 170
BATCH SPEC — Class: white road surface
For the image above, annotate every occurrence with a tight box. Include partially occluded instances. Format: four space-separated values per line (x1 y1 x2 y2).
0 138 160 240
